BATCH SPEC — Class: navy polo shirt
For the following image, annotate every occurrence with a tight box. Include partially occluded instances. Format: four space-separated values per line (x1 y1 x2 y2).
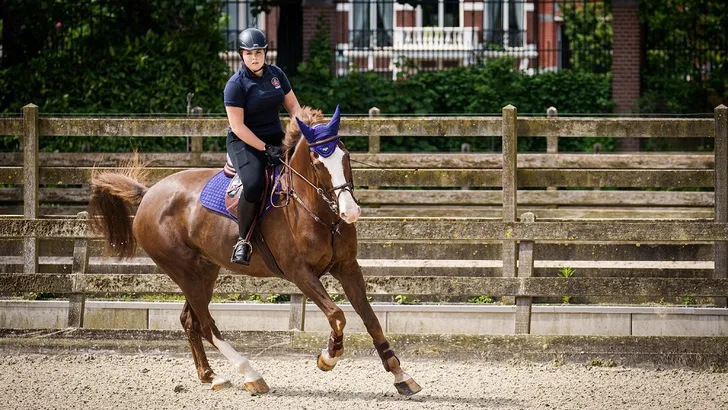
224 64 292 139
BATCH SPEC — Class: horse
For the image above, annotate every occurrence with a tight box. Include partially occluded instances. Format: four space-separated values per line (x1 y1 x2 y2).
87 106 422 396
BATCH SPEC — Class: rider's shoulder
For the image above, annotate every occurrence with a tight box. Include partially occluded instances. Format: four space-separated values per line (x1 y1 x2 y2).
266 64 286 77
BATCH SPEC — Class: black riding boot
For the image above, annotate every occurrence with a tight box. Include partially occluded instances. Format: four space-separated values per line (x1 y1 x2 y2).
231 196 259 265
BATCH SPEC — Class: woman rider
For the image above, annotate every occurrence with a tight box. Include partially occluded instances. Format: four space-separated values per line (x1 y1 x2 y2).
224 28 301 265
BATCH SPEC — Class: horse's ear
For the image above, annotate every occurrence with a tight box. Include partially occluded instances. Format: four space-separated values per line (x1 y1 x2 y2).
326 105 341 134
296 117 315 143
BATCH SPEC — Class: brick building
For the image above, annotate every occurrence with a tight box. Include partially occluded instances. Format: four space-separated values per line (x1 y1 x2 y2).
223 1 641 114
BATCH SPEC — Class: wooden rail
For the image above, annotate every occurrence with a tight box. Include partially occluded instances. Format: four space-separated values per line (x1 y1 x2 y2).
1 103 727 333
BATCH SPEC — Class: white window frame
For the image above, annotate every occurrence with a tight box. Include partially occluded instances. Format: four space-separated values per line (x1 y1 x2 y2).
483 0 532 48
225 2 265 42
410 0 465 28
347 0 394 48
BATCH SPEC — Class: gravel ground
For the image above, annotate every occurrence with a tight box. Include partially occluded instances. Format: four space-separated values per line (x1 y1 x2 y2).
1 352 726 410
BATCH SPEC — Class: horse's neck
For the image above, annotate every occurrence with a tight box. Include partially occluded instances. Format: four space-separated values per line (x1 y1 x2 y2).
288 146 335 222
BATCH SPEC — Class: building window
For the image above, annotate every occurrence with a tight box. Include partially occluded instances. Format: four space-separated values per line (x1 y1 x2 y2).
352 0 393 48
485 0 525 48
421 0 461 28
224 1 258 50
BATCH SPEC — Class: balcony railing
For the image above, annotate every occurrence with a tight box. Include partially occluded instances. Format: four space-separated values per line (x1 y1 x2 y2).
393 27 479 50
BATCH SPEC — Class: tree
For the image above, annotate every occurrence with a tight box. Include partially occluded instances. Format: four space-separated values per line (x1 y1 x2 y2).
1 0 52 68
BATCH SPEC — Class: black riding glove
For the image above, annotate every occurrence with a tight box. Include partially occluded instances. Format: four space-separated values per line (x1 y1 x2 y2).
264 144 284 164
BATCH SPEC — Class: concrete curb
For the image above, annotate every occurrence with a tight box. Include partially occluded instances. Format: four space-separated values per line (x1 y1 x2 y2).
2 300 727 336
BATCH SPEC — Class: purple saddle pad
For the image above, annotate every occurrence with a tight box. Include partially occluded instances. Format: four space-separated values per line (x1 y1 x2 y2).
199 170 281 221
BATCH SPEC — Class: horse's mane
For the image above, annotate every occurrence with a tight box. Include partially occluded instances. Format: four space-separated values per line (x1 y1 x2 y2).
283 106 326 154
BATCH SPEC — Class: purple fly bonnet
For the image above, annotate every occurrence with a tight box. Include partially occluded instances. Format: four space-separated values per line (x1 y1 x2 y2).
295 105 341 158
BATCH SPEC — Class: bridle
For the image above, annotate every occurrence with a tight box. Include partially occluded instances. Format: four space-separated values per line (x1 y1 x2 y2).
272 137 358 236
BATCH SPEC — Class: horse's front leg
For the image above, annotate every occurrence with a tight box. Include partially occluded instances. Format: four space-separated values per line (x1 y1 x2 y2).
292 270 346 371
330 260 422 396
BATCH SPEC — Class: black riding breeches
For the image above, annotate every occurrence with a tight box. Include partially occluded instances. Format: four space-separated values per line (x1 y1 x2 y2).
226 130 284 203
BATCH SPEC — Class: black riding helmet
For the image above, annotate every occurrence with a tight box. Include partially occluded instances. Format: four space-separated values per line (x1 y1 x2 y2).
238 28 268 51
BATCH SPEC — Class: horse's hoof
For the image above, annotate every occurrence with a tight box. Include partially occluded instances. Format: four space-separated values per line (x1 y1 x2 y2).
243 377 270 395
394 378 422 396
210 376 232 391
317 353 336 372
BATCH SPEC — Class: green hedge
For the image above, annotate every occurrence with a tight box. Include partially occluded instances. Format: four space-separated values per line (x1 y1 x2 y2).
1 9 613 154
0 0 230 152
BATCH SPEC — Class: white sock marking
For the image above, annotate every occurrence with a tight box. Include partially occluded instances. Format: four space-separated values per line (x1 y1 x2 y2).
320 348 339 367
212 334 262 382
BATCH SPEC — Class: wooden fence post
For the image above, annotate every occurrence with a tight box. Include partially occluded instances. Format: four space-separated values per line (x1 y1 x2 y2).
289 294 306 331
368 107 381 193
546 107 558 153
714 104 728 307
546 107 558 192
502 105 518 305
190 106 204 154
68 211 89 327
368 107 381 154
23 104 39 276
515 212 535 334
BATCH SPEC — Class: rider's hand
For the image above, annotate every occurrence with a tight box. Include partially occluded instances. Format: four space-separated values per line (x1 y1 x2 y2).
264 144 284 164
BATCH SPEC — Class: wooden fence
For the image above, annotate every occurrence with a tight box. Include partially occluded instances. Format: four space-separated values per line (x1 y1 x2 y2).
1 103 727 334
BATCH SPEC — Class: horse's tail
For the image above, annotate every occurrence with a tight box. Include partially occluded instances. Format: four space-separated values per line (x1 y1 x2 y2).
88 155 149 259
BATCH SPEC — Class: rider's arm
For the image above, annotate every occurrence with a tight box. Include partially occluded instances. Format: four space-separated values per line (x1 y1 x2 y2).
225 106 267 151
277 67 300 119
225 79 267 152
283 90 301 118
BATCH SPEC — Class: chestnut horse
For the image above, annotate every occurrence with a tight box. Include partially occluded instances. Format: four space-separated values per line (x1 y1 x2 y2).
87 106 421 396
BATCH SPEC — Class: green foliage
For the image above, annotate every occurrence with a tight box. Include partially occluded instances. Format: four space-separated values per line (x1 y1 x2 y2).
293 27 613 153
294 19 336 110
639 0 728 113
467 295 495 304
558 267 575 304
266 293 291 303
0 0 230 152
560 1 613 73
558 267 576 278
680 295 695 306
394 294 420 305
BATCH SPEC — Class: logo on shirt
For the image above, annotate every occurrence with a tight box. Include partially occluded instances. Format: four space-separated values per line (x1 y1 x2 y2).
271 77 281 89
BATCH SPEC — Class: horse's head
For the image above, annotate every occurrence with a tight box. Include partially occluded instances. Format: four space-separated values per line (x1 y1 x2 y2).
287 105 361 224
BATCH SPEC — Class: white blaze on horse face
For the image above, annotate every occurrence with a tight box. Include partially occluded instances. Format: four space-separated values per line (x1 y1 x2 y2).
319 147 360 223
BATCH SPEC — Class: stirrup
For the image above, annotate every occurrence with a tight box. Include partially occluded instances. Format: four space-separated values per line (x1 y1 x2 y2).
231 238 253 265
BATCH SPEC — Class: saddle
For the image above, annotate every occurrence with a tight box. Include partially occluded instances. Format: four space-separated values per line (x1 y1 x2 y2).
223 153 289 218
197 154 290 277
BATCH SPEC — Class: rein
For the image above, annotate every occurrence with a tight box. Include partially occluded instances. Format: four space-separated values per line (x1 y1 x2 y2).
274 147 359 236
268 131 358 277
272 154 344 277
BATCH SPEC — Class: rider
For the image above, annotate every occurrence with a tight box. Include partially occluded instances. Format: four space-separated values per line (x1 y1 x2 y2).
224 28 301 265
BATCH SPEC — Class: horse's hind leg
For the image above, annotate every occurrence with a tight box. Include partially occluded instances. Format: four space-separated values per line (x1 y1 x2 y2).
180 301 229 389
169 261 269 394
330 260 422 396
168 261 230 390
183 291 269 394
